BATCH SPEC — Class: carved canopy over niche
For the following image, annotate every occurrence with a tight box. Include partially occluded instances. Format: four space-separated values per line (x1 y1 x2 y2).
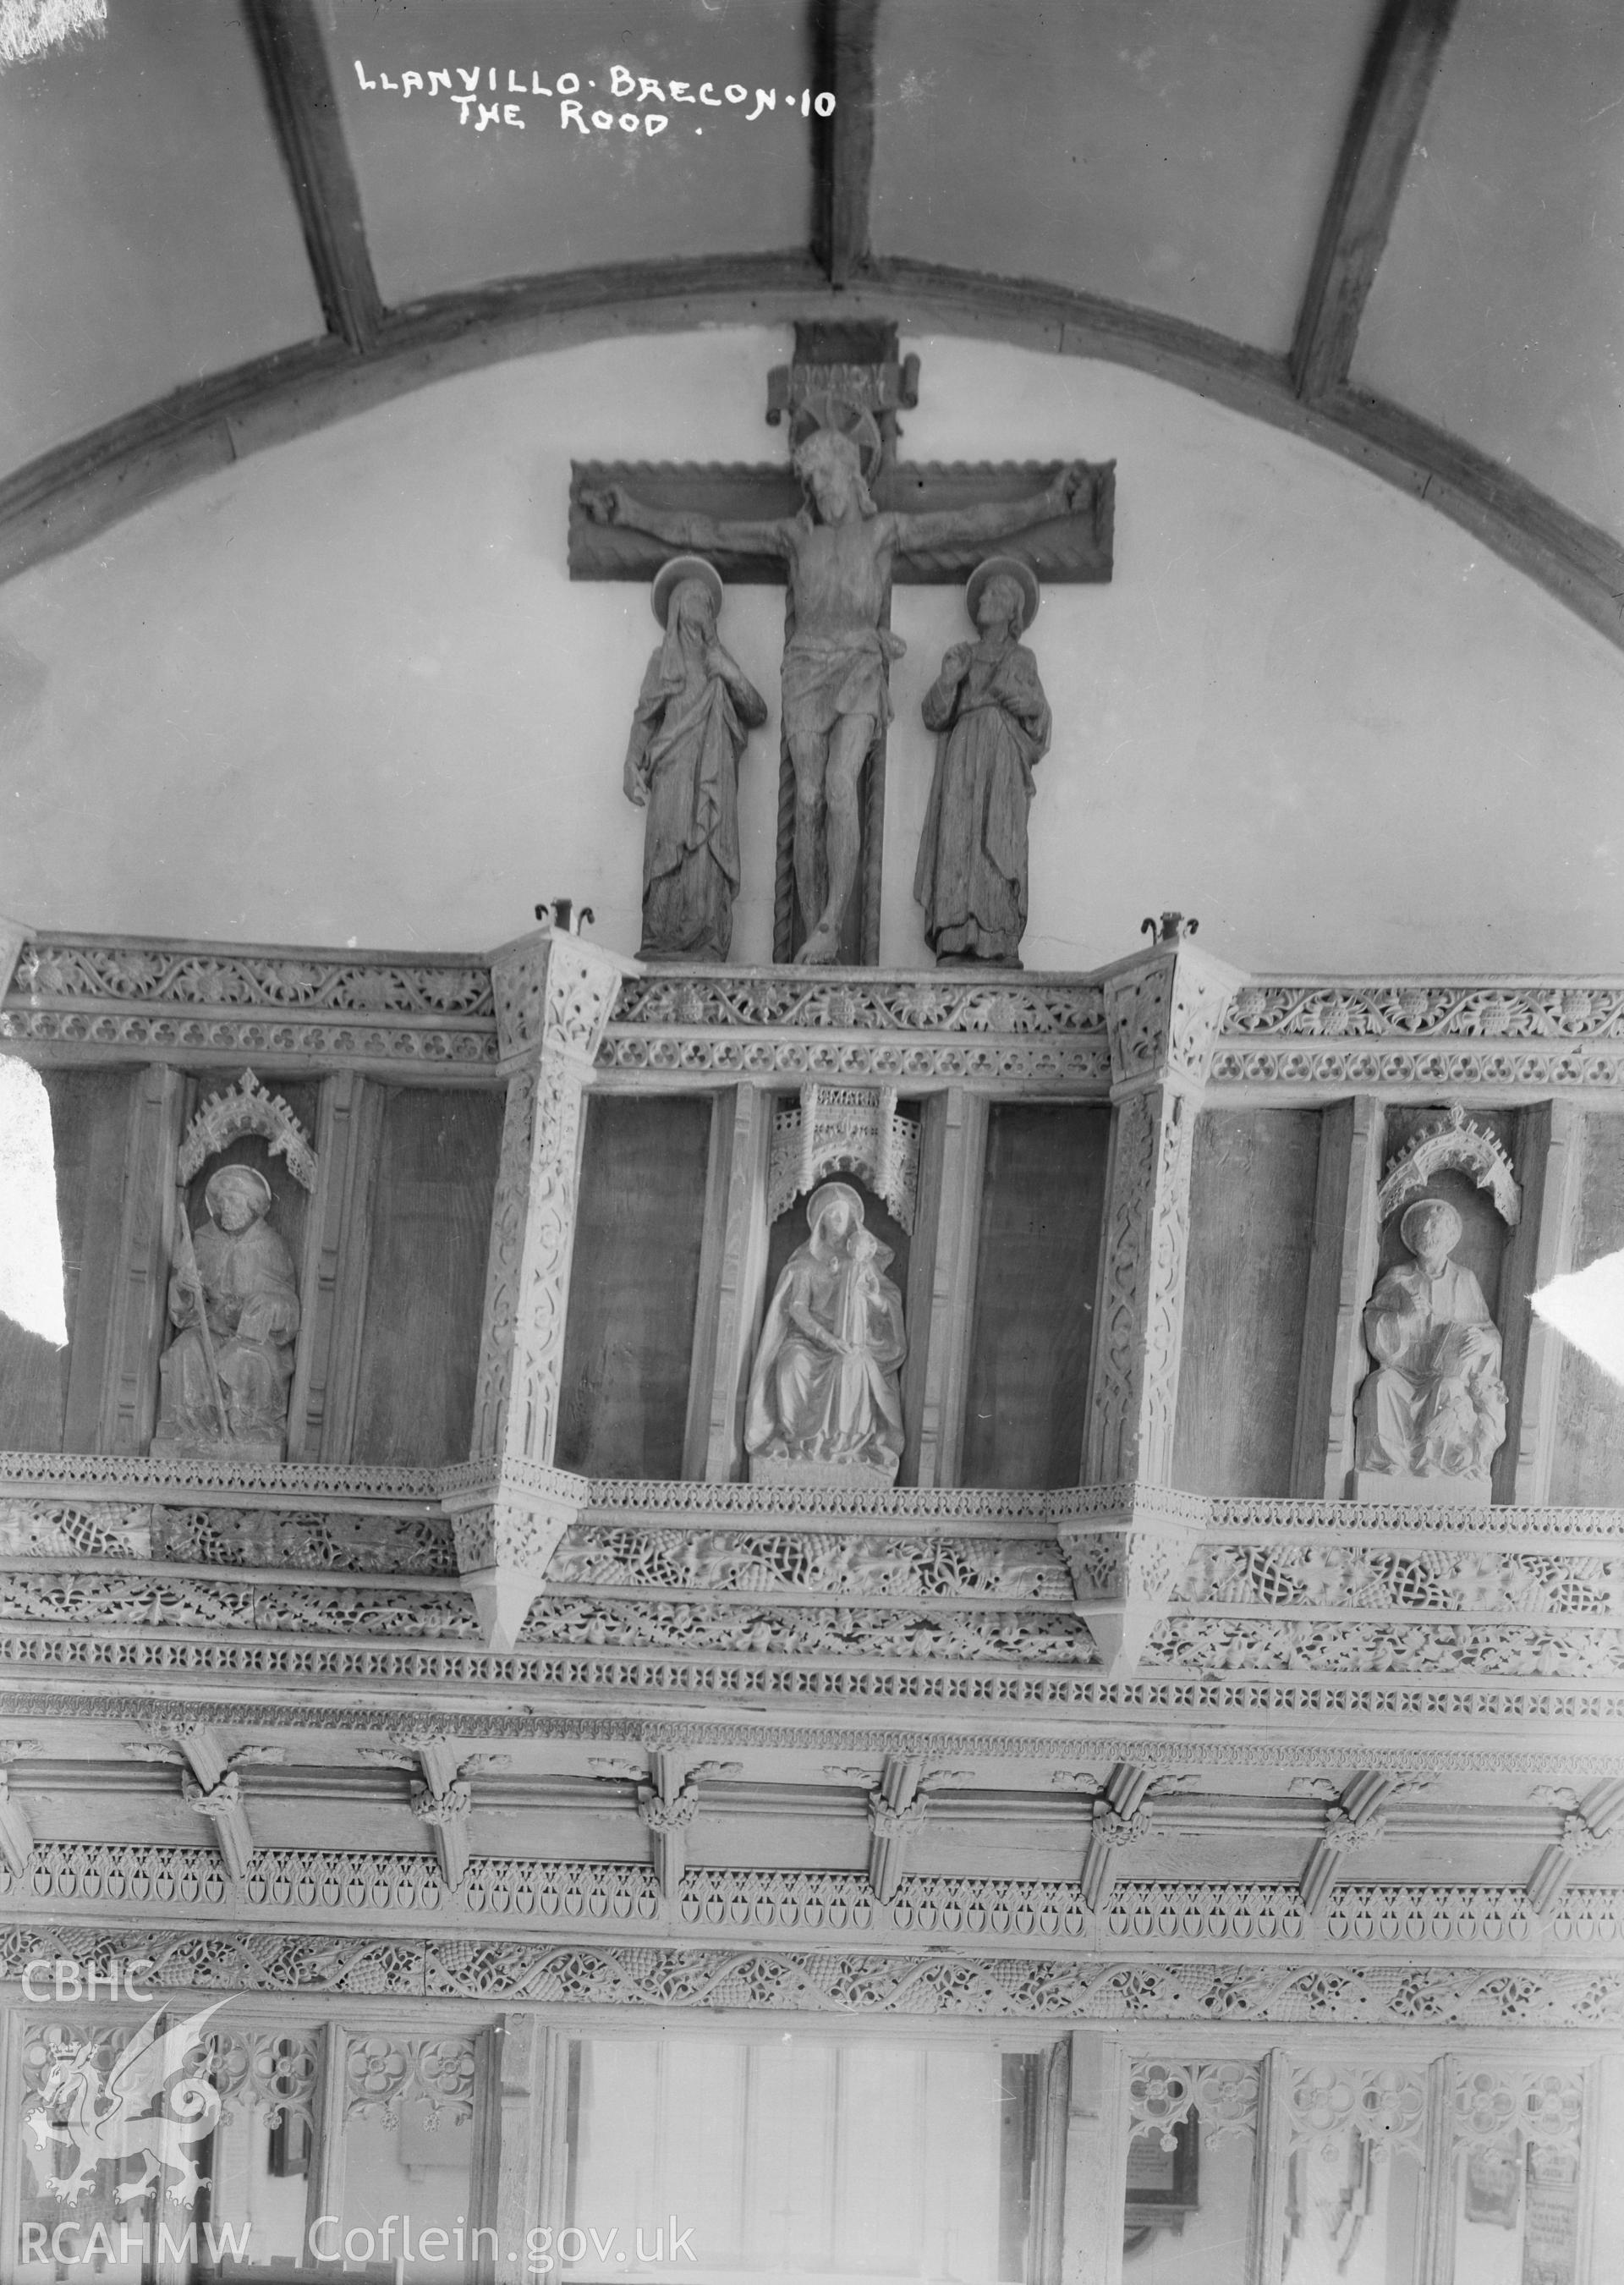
1375 1103 1520 1227
177 1069 317 1189
767 1083 920 1233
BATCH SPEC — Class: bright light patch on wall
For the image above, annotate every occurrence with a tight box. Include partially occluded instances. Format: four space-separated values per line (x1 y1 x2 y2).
0 0 105 69
0 1059 67 1343
1532 1250 1624 1390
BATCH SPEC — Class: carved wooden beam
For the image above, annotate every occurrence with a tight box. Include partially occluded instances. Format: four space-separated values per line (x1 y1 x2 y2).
814 0 879 287
568 459 1114 585
241 0 383 354
1290 0 1461 401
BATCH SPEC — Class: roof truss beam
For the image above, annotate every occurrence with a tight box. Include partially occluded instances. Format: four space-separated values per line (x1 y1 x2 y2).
1290 0 1461 401
242 0 384 354
814 0 879 287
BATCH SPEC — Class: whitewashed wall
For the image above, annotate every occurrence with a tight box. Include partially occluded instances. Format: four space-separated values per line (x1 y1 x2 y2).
1 328 1620 975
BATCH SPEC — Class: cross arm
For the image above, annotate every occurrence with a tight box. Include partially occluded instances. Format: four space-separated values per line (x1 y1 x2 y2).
571 461 800 584
876 459 1115 584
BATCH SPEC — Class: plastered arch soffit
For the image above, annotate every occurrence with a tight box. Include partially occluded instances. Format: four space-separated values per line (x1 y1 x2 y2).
2 0 1621 653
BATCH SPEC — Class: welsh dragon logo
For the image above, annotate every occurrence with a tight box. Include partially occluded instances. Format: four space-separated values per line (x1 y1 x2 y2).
25 2002 225 2209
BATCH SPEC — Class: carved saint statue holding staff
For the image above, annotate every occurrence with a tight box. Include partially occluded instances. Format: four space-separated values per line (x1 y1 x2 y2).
153 1163 300 1459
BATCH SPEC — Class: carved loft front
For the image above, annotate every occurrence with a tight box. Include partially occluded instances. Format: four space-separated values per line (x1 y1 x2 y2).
0 920 1619 2282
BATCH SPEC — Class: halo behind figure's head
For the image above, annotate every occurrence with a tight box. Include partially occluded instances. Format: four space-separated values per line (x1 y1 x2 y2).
1399 1196 1462 1257
793 427 878 518
806 1180 865 1243
651 554 723 627
204 1163 273 1223
966 554 1040 633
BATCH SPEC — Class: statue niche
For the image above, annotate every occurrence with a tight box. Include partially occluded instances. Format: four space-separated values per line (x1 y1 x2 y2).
1352 1107 1520 1504
151 1071 315 1463
152 1164 300 1460
623 555 767 963
914 555 1054 967
745 1182 907 1487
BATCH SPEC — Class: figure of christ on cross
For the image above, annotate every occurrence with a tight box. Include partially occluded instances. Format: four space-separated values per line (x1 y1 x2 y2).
584 431 1087 964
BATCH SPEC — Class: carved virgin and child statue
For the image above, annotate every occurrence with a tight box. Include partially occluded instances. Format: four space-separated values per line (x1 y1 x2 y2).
623 557 767 962
745 1183 907 1484
914 556 1053 966
152 1163 300 1460
1353 1197 1506 1496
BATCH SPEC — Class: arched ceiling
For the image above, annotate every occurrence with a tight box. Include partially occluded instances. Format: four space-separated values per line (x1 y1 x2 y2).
3 0 1622 648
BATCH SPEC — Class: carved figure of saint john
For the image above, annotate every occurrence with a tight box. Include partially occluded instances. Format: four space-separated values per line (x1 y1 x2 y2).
153 1163 300 1456
586 435 1084 964
914 558 1053 966
1354 1197 1506 1480
623 558 767 961
745 1183 907 1477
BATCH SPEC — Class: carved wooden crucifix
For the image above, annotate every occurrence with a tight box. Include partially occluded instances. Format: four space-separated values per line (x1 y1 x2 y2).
569 321 1113 965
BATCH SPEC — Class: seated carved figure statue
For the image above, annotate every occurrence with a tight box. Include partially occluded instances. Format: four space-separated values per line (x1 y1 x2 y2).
1354 1198 1506 1485
153 1164 300 1458
745 1183 907 1482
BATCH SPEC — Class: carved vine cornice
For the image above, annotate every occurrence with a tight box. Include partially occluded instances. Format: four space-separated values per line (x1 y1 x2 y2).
1 932 498 1073
0 1920 1616 2025
13 934 1624 1096
1217 979 1624 1091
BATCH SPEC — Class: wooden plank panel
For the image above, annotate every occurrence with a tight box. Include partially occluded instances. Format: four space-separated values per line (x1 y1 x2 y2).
557 1095 713 1480
961 1103 1111 1491
350 1086 504 1465
1550 1113 1624 1508
903 1089 987 1489
98 1063 184 1453
1173 1107 1322 1497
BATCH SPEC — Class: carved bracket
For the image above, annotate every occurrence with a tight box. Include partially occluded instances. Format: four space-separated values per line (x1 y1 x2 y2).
1528 1771 1624 1918
177 1068 318 1189
447 1464 587 1651
1078 1763 1171 1913
0 1767 35 1878
1056 1484 1205 1677
489 921 631 1076
1100 937 1245 1096
1299 1770 1429 1914
767 1083 920 1232
0 918 28 1002
1378 1102 1522 1227
865 1754 924 1903
635 1752 739 1901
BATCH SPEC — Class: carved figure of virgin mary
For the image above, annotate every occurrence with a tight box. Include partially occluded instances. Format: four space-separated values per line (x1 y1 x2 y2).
744 1182 907 1480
